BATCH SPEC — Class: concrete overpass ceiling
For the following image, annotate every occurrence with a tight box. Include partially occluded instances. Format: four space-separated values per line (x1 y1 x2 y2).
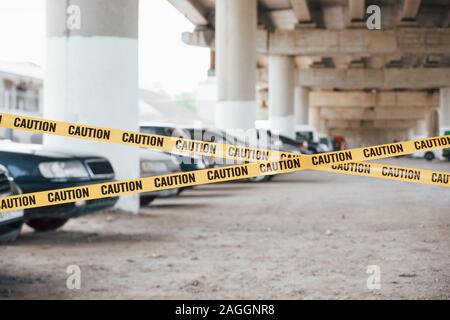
174 0 449 29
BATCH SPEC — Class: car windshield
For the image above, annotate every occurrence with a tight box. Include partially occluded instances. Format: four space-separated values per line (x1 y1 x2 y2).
296 131 313 142
140 126 168 136
276 135 300 147
140 126 189 139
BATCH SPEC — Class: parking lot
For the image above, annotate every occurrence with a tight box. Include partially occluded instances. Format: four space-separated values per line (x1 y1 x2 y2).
0 157 448 299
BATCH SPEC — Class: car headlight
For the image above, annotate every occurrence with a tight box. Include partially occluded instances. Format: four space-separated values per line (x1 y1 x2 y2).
140 160 168 174
39 161 89 179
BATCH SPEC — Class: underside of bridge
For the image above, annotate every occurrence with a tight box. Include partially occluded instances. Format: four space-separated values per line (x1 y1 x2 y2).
169 0 450 146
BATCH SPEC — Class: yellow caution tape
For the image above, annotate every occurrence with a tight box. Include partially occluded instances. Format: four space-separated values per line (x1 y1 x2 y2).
321 161 450 186
0 112 449 212
1 112 449 168
0 159 448 213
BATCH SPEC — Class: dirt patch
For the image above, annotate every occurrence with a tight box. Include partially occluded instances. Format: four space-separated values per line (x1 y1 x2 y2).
0 158 449 299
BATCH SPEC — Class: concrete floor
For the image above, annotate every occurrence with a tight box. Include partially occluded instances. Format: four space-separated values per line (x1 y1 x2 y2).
0 158 449 299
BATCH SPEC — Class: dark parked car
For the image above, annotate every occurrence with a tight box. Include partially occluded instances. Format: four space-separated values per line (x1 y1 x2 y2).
184 128 243 167
138 148 183 206
257 130 311 155
0 164 24 244
443 130 450 161
185 128 306 182
140 123 211 172
0 140 118 232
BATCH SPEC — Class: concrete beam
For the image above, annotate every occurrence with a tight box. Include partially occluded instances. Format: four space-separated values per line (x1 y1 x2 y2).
321 107 427 120
167 0 209 26
183 28 450 57
290 0 312 23
310 91 439 108
266 28 450 56
327 119 418 129
269 9 297 30
182 27 214 48
293 68 450 90
348 0 365 22
400 0 421 21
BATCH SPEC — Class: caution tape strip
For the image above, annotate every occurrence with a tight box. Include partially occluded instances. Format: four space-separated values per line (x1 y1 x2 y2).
0 160 448 212
1 112 449 169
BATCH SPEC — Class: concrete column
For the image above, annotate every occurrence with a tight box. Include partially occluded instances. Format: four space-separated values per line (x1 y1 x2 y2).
268 56 295 139
309 106 320 129
44 0 139 213
439 87 450 134
414 119 427 137
428 108 440 137
215 0 257 131
294 86 309 125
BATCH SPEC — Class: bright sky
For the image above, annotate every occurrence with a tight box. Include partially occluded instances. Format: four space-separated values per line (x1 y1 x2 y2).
0 0 209 94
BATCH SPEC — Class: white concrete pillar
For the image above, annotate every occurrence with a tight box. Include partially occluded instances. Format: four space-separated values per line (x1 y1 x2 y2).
196 77 217 125
294 86 309 125
309 106 320 129
44 0 139 213
215 0 257 131
428 108 440 137
413 119 427 137
439 87 450 134
268 56 295 139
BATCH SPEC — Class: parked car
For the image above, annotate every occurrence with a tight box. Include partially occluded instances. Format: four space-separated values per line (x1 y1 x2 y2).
410 135 443 161
425 150 438 161
184 128 244 166
295 125 317 143
139 124 212 172
306 141 330 154
0 164 24 244
269 133 312 155
257 130 310 155
0 140 118 232
185 128 306 182
442 130 450 161
139 148 183 206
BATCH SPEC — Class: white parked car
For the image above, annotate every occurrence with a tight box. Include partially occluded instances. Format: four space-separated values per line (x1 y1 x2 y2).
0 164 24 244
138 149 182 206
409 135 444 161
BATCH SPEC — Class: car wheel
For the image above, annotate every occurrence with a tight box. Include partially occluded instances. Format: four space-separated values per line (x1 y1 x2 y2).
424 152 435 161
248 175 271 183
26 218 69 232
0 221 23 244
140 195 156 206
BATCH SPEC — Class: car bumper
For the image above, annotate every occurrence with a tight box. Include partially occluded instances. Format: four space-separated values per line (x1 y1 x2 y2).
140 170 180 198
17 179 118 220
0 182 24 240
141 188 179 198
24 196 118 220
0 211 24 226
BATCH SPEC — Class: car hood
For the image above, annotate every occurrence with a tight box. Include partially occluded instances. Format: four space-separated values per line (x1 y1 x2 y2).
0 141 102 159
